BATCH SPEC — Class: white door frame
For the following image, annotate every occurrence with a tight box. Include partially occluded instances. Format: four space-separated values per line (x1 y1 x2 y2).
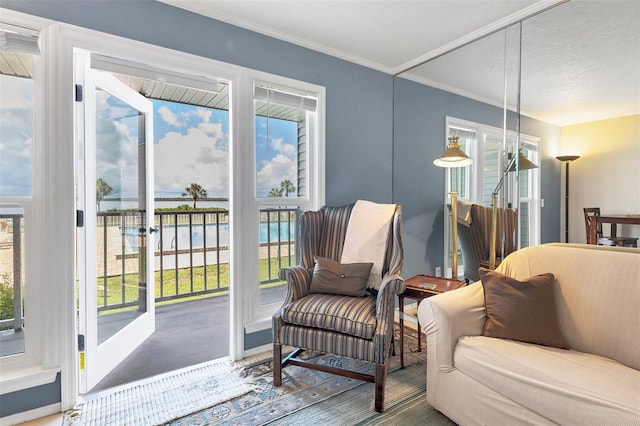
46 22 244 409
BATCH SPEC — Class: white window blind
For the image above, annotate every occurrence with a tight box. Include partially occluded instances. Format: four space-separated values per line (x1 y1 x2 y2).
0 28 39 55
254 85 317 111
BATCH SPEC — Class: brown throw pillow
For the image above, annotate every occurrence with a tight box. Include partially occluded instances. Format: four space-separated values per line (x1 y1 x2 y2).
479 268 569 349
309 256 373 297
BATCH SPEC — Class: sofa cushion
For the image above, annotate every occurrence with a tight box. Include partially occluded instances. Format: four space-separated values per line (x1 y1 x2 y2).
455 336 640 425
480 267 569 349
309 256 373 297
281 293 376 339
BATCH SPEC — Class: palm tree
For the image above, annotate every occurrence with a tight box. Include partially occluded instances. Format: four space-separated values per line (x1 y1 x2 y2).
268 188 283 197
182 183 207 209
280 179 296 197
96 178 114 212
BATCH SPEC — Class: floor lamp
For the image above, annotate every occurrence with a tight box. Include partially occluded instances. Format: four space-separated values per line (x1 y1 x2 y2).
556 155 580 243
434 136 473 279
489 150 538 269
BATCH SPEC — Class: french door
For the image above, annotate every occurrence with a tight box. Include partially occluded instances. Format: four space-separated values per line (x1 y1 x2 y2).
76 52 155 392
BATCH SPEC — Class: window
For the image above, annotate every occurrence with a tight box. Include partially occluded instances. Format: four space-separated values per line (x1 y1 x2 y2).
0 13 60 400
252 80 322 310
0 28 36 360
445 117 540 274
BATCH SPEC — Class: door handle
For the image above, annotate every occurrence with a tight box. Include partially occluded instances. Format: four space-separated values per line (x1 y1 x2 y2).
149 227 159 234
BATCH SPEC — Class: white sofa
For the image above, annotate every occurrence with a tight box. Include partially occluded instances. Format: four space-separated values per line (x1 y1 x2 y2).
417 243 640 425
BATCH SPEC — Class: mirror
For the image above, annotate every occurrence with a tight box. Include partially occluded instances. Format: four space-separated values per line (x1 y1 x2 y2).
396 0 638 276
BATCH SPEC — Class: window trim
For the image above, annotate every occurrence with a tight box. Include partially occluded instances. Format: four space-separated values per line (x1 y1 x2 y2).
241 71 325 336
0 8 58 397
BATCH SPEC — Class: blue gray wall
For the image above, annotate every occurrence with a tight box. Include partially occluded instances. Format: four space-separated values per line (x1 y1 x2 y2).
0 0 561 418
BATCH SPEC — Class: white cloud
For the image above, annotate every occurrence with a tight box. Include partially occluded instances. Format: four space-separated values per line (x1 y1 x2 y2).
199 121 225 138
154 127 229 197
271 138 296 156
196 108 212 121
0 75 32 109
158 105 184 127
256 153 297 196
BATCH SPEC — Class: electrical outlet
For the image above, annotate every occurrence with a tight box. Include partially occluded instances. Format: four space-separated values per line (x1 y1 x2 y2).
435 266 441 277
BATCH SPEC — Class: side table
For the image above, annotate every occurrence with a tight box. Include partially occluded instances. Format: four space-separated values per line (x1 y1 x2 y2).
399 274 466 367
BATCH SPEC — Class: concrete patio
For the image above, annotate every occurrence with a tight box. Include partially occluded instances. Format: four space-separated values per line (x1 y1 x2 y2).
91 285 286 393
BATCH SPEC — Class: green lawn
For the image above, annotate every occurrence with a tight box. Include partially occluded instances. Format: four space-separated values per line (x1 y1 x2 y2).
98 255 294 310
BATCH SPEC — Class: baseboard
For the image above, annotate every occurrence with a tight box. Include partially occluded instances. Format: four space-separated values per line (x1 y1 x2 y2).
0 402 61 426
242 343 272 359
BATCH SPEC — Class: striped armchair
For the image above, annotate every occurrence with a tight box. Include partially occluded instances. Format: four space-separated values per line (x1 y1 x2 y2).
272 203 405 413
457 203 517 282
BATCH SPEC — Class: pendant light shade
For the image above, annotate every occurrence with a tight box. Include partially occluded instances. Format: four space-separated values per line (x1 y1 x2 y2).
433 136 473 168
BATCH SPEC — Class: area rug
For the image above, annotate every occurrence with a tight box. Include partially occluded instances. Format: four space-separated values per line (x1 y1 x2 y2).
65 358 254 426
169 324 443 425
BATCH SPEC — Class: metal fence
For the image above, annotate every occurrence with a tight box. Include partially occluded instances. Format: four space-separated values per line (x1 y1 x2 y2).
96 207 297 312
1 207 298 328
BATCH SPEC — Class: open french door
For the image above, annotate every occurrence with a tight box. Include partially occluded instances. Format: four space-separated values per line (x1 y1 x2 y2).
76 52 155 392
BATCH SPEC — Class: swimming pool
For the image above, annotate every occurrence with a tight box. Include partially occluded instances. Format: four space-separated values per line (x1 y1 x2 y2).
123 221 296 251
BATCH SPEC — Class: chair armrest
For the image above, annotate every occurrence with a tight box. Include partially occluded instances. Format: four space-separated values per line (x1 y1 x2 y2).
375 274 405 320
371 275 405 363
417 282 486 369
279 265 313 303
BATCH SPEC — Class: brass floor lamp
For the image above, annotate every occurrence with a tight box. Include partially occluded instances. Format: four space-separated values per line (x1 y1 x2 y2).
434 136 473 279
489 150 538 269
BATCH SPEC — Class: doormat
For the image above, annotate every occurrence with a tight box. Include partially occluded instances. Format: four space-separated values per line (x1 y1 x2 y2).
65 358 254 426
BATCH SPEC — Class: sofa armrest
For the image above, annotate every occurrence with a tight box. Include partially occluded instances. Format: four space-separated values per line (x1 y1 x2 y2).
417 282 486 369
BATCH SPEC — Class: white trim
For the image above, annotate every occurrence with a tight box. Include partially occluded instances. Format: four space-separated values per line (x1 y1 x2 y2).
229 69 254 362
39 22 77 412
398 73 552 125
242 343 271 359
245 70 325 334
0 402 61 426
393 0 568 75
244 318 272 335
157 1 392 74
0 6 49 383
0 366 59 395
48 22 245 406
0 8 52 33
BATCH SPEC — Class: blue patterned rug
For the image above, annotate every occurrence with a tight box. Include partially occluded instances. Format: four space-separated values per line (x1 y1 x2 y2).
169 325 431 425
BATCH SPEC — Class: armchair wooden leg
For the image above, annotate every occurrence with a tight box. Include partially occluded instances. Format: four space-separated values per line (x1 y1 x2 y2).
273 343 282 387
374 361 388 413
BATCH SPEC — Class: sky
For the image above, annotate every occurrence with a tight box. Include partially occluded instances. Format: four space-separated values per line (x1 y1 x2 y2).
0 75 33 196
0 73 299 200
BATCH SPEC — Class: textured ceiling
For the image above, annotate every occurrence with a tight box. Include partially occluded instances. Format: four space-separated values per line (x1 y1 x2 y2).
161 0 640 126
